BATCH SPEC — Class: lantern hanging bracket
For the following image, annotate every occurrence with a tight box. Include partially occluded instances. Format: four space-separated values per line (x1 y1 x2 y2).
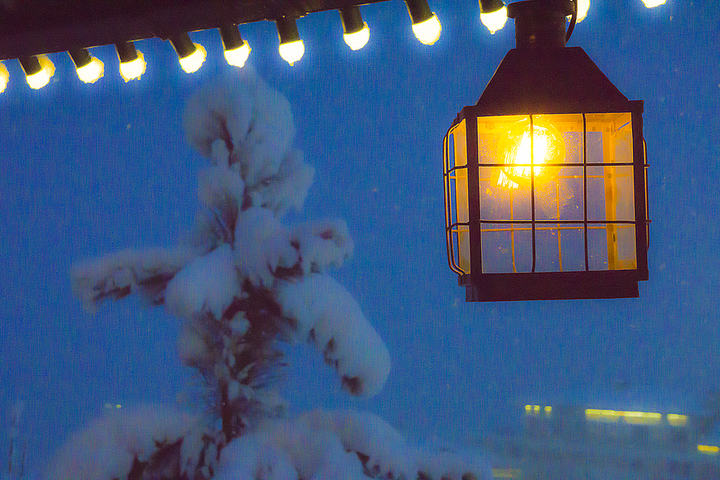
507 0 576 48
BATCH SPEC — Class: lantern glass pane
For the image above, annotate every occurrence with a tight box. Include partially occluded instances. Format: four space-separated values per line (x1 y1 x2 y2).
481 223 533 273
585 112 637 270
445 120 470 273
535 223 585 272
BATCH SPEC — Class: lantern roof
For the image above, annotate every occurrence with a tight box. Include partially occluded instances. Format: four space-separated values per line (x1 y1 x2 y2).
475 46 632 116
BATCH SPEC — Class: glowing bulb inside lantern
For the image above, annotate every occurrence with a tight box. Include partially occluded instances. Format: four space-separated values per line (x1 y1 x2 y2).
497 124 565 189
481 6 508 34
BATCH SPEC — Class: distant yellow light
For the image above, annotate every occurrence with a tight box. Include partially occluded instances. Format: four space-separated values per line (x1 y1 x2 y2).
224 41 251 68
667 414 688 427
76 56 104 84
178 43 206 74
585 409 620 422
642 0 666 7
698 444 720 455
119 50 146 82
481 6 508 34
0 61 8 93
25 55 55 90
343 24 370 50
279 39 305 66
492 468 522 479
622 411 662 425
411 14 442 45
524 404 533 413
544 406 552 414
586 409 662 425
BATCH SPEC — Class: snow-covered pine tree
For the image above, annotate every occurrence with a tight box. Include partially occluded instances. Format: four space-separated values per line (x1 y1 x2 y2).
50 69 489 480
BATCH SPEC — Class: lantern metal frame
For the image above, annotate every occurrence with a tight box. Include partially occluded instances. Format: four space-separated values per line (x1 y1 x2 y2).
443 0 649 302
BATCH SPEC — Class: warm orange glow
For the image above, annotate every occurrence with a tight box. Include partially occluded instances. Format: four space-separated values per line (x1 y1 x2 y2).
0 61 8 93
497 122 565 189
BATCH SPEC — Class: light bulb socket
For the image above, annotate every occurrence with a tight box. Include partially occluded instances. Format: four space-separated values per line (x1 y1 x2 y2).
116 41 139 63
276 17 300 44
405 0 434 24
18 56 42 76
219 24 244 51
68 48 92 68
508 0 573 48
340 7 365 35
480 0 506 14
169 33 196 58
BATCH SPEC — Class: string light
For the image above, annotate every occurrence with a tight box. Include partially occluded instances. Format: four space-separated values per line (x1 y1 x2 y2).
277 17 305 66
18 55 55 90
340 7 370 51
405 0 442 45
116 42 147 82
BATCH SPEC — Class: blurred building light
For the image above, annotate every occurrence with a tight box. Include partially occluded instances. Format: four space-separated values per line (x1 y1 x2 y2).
276 17 305 66
170 33 206 73
666 413 688 427
405 0 442 45
479 0 508 34
68 48 104 84
220 24 251 68
642 0 666 7
698 444 720 455
585 409 662 425
0 61 8 93
544 406 552 414
340 7 370 51
116 41 146 82
19 55 55 90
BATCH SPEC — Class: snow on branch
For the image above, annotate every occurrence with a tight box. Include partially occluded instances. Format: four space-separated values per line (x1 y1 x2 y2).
276 274 391 397
71 246 198 311
183 67 295 188
215 410 487 480
44 405 212 480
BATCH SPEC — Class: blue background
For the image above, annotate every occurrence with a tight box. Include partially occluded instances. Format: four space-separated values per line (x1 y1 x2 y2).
1 0 719 475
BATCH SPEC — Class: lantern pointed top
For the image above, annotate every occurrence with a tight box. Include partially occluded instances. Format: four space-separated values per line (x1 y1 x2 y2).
474 0 630 115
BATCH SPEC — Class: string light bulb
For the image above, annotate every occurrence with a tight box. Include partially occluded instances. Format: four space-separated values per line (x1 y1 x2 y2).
116 42 147 82
576 0 590 22
642 0 666 7
340 7 370 51
219 24 251 68
68 48 104 84
169 33 206 74
405 0 442 45
19 55 55 90
276 17 305 66
0 61 8 93
479 0 508 34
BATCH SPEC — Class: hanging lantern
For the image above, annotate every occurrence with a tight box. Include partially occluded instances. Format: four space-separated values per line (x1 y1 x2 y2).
443 0 649 301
